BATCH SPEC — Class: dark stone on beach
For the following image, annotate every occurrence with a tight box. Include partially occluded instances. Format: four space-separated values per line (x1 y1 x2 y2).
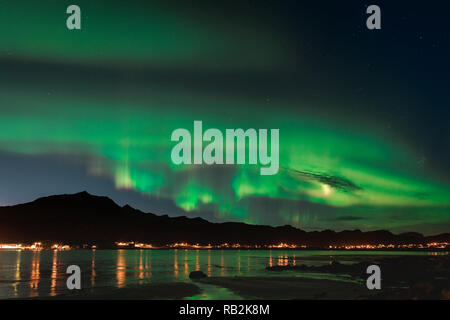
265 255 450 299
189 271 207 279
266 259 369 276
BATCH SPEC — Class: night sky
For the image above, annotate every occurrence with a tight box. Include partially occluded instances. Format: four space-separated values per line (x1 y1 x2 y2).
0 0 449 234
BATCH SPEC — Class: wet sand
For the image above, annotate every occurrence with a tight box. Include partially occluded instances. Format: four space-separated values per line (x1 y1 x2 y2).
265 255 450 299
198 276 370 299
197 255 450 300
22 282 201 300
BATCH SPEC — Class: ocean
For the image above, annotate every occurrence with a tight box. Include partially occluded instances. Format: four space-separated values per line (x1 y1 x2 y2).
0 249 441 299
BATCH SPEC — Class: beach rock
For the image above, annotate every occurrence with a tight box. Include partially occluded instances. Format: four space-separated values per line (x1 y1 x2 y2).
189 271 207 279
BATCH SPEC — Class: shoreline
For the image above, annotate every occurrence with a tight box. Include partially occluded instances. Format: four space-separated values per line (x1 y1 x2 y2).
1 248 449 252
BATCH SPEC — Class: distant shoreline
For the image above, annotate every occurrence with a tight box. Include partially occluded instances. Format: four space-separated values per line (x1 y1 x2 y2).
1 192 449 251
1 247 449 252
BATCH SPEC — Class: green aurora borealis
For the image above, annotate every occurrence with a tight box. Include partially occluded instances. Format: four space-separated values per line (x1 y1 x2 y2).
0 1 449 234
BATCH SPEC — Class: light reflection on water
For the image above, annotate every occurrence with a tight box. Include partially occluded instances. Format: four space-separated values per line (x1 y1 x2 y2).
0 249 442 299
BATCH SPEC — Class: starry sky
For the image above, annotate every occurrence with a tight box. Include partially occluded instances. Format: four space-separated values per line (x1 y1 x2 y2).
0 0 449 234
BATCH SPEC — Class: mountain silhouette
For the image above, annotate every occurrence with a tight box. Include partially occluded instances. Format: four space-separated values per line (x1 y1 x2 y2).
0 192 448 247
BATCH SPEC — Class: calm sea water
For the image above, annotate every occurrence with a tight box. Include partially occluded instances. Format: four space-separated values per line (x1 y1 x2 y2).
0 249 440 299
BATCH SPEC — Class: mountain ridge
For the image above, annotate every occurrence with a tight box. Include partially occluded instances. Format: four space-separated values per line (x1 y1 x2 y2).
0 191 448 247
